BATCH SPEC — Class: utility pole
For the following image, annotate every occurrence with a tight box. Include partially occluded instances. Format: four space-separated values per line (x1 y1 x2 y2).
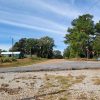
12 38 14 57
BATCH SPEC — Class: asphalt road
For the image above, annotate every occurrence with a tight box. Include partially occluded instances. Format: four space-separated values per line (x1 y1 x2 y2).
0 59 100 73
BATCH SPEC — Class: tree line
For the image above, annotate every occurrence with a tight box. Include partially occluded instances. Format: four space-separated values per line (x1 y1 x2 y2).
64 14 100 58
2 14 100 59
11 36 62 59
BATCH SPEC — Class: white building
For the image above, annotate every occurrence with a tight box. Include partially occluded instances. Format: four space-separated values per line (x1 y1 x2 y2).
1 52 20 58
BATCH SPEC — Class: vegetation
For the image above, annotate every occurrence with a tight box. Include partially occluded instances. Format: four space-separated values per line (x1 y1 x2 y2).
92 77 100 85
64 14 100 58
0 57 17 63
53 50 63 59
93 35 100 57
1 14 100 60
0 36 63 66
11 36 55 58
38 74 85 99
0 57 47 67
63 47 70 58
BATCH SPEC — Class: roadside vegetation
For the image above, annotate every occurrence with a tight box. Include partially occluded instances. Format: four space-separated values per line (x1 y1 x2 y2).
0 56 47 67
0 36 63 67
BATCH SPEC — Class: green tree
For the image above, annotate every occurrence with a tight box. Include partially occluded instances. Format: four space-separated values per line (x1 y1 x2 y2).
95 21 100 34
38 36 55 58
11 38 27 58
64 14 95 58
93 21 100 57
93 35 100 57
25 38 39 56
53 50 63 59
11 36 55 58
63 47 70 58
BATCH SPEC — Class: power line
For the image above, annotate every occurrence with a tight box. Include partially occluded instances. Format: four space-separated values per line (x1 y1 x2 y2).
12 38 14 57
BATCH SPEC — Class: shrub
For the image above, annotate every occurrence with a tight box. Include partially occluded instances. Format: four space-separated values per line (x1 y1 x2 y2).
0 57 17 63
11 57 17 61
31 56 43 60
31 55 47 61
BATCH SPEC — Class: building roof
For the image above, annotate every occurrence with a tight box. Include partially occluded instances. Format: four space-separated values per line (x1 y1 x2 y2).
1 52 20 55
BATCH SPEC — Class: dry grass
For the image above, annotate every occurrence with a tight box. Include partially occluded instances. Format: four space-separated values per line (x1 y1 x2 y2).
0 83 22 95
0 87 22 95
0 70 100 100
75 75 86 83
92 77 100 85
0 58 47 67
54 74 73 89
65 58 97 61
59 97 68 100
37 74 85 98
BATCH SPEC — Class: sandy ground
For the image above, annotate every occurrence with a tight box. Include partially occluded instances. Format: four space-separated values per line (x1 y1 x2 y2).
0 70 100 100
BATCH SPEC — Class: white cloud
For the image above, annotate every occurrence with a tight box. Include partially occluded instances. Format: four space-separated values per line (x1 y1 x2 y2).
0 19 66 35
0 0 81 36
0 10 67 35
37 0 81 19
0 0 81 19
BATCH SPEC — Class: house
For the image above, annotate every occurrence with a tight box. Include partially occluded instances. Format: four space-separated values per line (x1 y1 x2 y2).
1 52 20 58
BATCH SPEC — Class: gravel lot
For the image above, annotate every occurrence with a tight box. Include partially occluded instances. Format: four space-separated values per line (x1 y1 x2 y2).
0 59 100 73
0 59 100 100
0 70 100 100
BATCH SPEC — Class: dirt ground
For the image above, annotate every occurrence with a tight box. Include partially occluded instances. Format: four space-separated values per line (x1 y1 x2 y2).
0 70 100 100
0 59 100 73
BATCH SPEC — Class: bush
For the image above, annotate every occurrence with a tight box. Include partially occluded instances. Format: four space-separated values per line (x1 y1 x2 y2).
31 56 46 61
0 57 17 63
11 57 17 61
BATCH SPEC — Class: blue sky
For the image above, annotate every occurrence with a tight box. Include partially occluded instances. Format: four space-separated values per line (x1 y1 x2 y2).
0 0 100 52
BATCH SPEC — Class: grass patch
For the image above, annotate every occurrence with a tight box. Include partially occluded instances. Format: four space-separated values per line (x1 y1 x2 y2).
92 77 100 85
54 75 73 89
54 74 85 89
38 74 85 95
0 57 47 67
65 58 97 61
37 74 85 100
74 75 86 83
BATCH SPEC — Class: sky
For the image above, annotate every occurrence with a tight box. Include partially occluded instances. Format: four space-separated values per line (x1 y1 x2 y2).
0 0 100 52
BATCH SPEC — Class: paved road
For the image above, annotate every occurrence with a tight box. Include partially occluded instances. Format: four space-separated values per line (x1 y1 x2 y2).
0 59 100 73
